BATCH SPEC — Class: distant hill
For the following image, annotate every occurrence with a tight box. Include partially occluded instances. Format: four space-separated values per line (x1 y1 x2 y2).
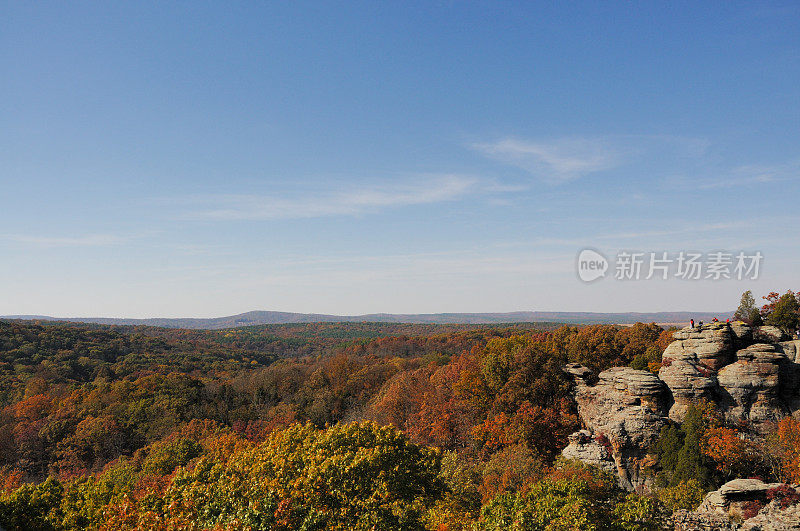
1 310 731 330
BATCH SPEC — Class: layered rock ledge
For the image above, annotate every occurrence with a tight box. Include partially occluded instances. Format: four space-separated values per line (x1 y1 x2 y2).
675 479 800 530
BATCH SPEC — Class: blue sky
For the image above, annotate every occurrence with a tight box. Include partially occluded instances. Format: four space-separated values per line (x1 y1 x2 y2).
2 1 799 318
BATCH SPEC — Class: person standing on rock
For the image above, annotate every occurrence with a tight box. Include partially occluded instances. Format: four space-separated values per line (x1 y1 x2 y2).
690 319 695 328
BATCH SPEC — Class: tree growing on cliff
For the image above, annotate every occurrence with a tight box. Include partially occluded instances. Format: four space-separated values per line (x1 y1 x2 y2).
733 290 763 325
702 427 767 482
764 291 800 334
656 479 705 512
774 417 800 483
673 405 717 489
629 345 662 373
653 403 716 489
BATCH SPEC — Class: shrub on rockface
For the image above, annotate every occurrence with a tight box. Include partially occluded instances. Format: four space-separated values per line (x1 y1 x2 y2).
767 484 800 510
629 345 662 372
656 479 706 512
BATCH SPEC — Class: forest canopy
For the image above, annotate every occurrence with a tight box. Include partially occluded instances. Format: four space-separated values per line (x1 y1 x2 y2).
0 311 797 529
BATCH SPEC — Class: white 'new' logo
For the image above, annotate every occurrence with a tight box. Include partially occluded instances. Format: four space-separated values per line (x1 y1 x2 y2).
577 249 608 282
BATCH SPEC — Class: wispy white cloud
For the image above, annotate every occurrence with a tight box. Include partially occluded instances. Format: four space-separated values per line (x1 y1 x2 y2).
472 137 619 183
691 160 800 189
181 174 479 220
599 221 752 241
3 234 126 247
472 134 714 185
154 246 574 288
481 181 530 193
491 217 790 250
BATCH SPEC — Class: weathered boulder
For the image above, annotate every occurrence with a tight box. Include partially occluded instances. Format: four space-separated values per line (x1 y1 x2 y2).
717 344 788 430
669 323 735 370
753 326 789 343
718 478 780 499
696 478 775 518
742 501 800 530
564 365 668 490
660 323 732 422
694 478 780 516
680 479 800 530
571 366 669 441
673 509 738 530
779 342 800 414
560 429 617 477
659 357 718 422
563 362 593 381
660 324 800 424
730 322 753 344
778 340 800 363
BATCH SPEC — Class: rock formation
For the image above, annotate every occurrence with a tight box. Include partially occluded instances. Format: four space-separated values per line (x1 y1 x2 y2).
562 364 668 490
561 322 800 491
675 479 800 530
717 343 787 430
659 323 732 422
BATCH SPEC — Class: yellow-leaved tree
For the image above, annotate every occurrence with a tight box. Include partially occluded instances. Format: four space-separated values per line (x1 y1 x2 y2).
104 421 444 530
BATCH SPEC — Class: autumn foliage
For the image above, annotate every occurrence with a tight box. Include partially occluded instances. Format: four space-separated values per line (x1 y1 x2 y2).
0 317 795 528
775 416 800 483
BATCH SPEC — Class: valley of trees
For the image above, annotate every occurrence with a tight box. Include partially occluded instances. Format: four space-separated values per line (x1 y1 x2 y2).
0 291 798 530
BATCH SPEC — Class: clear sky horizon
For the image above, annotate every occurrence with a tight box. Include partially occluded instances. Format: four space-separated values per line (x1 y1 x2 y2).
2 2 799 318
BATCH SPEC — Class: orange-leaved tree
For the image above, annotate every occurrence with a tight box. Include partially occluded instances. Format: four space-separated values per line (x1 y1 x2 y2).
702 427 747 481
776 416 800 483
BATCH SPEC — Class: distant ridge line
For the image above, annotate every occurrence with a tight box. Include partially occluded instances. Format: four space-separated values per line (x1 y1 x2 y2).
1 310 732 330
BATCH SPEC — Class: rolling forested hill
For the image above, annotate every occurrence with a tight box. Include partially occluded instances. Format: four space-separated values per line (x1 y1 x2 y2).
2 310 730 329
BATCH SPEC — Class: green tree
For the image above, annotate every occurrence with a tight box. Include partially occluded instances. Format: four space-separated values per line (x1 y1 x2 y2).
0 477 63 531
733 290 763 325
59 461 140 530
656 479 705 512
478 463 628 531
140 437 203 476
765 291 799 334
613 493 669 531
673 406 715 488
481 337 521 392
654 405 715 489
424 451 482 531
653 424 684 480
630 345 662 372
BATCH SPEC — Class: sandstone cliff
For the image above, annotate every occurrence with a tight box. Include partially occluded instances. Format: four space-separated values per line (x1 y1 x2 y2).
561 322 800 491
